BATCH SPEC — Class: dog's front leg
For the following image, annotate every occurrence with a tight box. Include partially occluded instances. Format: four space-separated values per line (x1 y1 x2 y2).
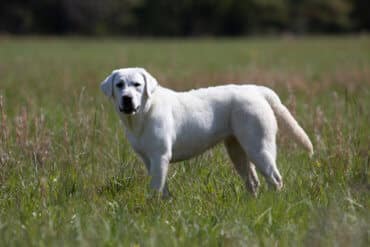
149 155 170 198
139 153 171 198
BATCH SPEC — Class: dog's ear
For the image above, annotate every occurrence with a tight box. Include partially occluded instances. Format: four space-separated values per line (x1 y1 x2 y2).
100 70 118 98
141 69 158 98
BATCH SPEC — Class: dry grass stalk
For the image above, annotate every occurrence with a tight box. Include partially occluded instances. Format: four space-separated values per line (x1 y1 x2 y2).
0 95 9 142
313 106 326 152
13 107 52 167
33 113 51 166
15 107 29 148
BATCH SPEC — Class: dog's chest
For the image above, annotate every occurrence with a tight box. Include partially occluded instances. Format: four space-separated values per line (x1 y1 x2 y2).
126 131 160 159
126 133 144 153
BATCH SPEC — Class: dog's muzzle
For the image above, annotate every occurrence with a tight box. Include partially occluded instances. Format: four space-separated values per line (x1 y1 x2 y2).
119 96 139 114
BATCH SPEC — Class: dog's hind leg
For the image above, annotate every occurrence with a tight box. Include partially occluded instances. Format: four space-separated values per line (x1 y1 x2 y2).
232 106 283 190
224 137 260 196
234 132 283 191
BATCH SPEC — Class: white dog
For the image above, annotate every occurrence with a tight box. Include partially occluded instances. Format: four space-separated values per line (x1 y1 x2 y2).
100 68 313 197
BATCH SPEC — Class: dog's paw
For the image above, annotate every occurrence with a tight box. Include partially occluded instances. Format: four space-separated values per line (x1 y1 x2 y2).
246 178 260 197
146 189 172 202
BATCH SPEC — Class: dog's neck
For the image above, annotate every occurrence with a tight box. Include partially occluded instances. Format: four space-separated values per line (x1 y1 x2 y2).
119 97 152 137
119 113 143 137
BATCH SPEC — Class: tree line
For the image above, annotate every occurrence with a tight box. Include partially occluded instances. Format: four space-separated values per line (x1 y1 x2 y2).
0 0 369 36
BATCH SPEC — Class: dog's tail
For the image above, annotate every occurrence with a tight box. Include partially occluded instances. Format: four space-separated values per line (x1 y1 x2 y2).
259 86 314 157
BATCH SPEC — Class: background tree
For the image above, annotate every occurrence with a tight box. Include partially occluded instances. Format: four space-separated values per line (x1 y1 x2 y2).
0 0 368 36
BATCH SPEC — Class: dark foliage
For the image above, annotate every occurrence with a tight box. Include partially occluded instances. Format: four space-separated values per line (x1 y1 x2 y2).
0 0 368 36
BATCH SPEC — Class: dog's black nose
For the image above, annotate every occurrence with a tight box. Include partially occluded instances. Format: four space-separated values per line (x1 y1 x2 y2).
122 95 132 105
120 95 137 114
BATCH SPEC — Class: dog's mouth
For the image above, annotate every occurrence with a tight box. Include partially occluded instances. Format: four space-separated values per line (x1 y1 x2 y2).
119 105 139 114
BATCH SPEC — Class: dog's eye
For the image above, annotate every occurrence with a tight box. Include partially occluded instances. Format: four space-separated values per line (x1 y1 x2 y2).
133 82 141 87
116 82 124 88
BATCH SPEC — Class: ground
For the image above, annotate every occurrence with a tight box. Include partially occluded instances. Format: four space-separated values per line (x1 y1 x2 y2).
0 36 369 246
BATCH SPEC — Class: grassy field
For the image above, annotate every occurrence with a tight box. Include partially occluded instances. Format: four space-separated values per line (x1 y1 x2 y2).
0 36 369 246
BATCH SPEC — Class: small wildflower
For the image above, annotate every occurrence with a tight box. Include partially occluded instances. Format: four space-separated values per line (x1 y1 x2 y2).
313 160 321 168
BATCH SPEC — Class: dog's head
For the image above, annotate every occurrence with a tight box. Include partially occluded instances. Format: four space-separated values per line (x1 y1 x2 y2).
100 68 158 115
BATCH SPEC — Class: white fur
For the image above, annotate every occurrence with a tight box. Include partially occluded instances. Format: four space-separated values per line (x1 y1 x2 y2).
100 68 313 197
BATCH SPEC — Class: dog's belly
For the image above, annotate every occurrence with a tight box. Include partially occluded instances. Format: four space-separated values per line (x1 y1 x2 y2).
170 113 231 162
171 132 229 162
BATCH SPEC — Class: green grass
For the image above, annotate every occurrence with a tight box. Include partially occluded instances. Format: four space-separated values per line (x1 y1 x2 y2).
0 36 369 246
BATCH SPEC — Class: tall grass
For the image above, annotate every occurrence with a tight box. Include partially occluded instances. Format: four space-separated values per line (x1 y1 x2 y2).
0 36 369 246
